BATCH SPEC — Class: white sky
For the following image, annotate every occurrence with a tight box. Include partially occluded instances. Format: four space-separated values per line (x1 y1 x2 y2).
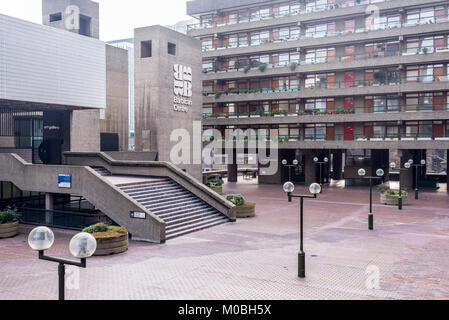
0 0 193 41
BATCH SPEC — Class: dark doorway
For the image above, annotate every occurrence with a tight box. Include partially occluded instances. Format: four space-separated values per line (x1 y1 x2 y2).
100 133 119 151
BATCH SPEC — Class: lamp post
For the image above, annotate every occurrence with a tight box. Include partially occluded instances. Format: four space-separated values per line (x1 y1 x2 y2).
282 159 299 182
390 160 412 210
283 181 321 278
358 168 385 230
410 159 426 200
313 156 329 193
28 227 97 300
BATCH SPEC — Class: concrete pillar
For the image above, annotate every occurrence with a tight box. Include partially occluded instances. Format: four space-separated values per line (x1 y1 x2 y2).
399 150 414 189
331 150 343 180
227 149 238 183
305 151 318 186
447 150 449 194
45 193 54 225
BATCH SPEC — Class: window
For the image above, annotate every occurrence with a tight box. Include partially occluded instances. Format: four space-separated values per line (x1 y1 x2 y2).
168 42 176 55
79 15 91 37
201 39 213 51
49 12 62 22
141 41 152 58
344 20 355 34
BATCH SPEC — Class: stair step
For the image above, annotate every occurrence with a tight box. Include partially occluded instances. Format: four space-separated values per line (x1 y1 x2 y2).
131 192 191 202
147 199 204 212
163 208 219 223
124 186 182 196
166 217 229 239
120 182 176 192
139 194 196 206
158 206 214 219
149 201 209 213
166 212 223 230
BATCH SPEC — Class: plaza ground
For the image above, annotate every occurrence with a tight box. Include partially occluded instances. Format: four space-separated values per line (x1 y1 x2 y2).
1 179 448 300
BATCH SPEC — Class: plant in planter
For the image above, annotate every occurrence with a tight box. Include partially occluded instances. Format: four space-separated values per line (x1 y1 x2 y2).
82 223 129 256
377 186 409 206
226 194 255 218
258 63 267 72
206 179 223 195
422 47 428 54
243 65 251 74
0 207 20 239
289 62 298 71
214 92 222 99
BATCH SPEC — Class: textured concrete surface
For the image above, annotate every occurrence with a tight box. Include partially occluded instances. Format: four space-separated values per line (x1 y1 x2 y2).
1 180 448 300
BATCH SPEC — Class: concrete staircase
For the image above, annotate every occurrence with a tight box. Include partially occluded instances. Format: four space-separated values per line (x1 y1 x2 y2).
119 180 230 239
92 166 111 176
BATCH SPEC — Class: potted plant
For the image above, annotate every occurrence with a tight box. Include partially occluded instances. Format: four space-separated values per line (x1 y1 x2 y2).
289 62 298 71
378 186 409 206
82 223 129 256
214 92 222 99
226 194 255 218
258 63 267 72
422 47 428 55
0 207 20 239
243 65 251 74
206 179 223 195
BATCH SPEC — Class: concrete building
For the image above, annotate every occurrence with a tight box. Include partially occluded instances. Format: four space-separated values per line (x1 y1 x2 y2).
134 25 203 181
0 1 234 242
42 0 129 152
187 0 449 191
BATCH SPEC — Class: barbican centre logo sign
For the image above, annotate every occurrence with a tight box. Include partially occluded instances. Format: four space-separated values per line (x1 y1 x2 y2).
173 64 193 113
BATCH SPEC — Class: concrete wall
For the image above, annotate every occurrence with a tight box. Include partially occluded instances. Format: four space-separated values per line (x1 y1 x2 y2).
42 0 100 39
134 25 203 181
102 45 129 151
70 110 100 152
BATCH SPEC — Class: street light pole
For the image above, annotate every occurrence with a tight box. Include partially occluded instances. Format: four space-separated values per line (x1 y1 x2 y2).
313 157 329 193
28 227 97 301
390 160 412 211
283 182 321 278
411 159 426 200
358 168 384 230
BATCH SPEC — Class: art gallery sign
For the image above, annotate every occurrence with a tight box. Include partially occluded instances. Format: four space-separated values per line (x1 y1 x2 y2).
173 64 193 113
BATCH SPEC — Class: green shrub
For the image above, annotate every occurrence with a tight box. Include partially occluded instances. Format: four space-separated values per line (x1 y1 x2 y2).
226 194 245 206
243 65 251 74
206 179 223 187
0 207 19 225
83 223 108 234
289 62 298 71
258 64 267 72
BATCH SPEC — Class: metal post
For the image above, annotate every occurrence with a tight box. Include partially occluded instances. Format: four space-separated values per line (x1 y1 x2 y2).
319 163 323 193
398 170 403 210
298 196 305 278
369 178 373 230
58 263 65 301
415 165 419 200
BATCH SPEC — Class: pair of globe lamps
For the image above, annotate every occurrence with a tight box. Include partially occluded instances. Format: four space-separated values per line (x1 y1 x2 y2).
28 226 97 259
358 168 385 178
283 181 322 196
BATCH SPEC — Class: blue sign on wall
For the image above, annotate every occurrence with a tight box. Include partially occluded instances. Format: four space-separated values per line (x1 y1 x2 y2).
58 174 72 189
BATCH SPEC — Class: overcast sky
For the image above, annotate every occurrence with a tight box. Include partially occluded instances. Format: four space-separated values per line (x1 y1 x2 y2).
0 0 193 41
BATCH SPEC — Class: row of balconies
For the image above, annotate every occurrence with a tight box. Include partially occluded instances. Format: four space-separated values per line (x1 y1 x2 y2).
202 46 449 79
201 20 449 59
202 76 449 102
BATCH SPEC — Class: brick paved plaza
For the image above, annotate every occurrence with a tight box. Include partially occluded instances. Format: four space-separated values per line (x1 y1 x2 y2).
1 181 448 300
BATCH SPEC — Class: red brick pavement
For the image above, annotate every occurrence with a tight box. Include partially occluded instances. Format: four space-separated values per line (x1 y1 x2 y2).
0 182 448 300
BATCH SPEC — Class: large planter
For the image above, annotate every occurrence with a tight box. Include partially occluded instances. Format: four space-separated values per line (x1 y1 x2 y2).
0 221 19 239
236 202 256 218
209 185 223 195
380 194 408 206
93 233 128 256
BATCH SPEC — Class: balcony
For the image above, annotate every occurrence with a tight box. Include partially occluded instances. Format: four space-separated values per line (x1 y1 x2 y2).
202 46 449 80
201 18 449 58
188 0 421 36
204 133 449 150
203 75 449 103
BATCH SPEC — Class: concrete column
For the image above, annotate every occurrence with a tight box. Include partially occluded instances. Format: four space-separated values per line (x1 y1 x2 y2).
45 193 54 225
332 150 343 180
447 150 449 194
399 150 414 189
305 151 318 186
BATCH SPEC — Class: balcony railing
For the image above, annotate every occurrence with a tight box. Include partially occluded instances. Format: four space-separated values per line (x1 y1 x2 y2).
200 14 449 52
188 0 392 32
203 133 449 143
203 104 449 119
203 45 449 74
203 76 449 99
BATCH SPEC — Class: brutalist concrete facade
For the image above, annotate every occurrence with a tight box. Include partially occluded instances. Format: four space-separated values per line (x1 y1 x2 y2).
188 0 449 189
134 25 203 181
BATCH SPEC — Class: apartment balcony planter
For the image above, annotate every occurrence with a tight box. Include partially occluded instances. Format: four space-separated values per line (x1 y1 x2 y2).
83 224 129 256
435 137 449 141
0 221 19 239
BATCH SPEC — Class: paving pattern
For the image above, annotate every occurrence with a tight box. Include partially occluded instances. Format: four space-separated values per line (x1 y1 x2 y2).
0 181 448 300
